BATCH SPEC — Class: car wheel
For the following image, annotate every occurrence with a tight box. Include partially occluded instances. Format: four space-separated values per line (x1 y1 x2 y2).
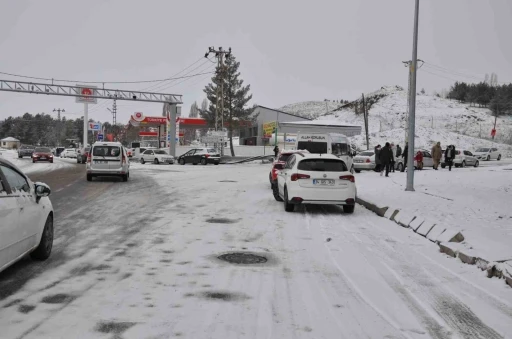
283 188 294 212
273 183 283 201
193 163 198 165
214 162 219 165
33 159 36 163
343 205 355 214
50 160 53 163
354 169 361 173
179 158 185 165
498 154 501 161
140 158 145 164
87 174 92 182
397 163 404 172
487 155 490 161
200 158 207 165
30 214 53 260
154 158 159 164
462 161 466 168
18 155 22 158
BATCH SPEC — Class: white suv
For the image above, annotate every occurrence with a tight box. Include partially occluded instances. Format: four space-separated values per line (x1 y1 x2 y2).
86 142 130 182
274 153 356 213
473 147 501 161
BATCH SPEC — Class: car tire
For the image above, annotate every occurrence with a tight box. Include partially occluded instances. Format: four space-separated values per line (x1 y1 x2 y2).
50 160 53 163
214 162 219 165
32 160 36 163
487 156 490 161
273 183 283 201
283 188 294 212
87 174 92 182
474 160 479 168
200 158 207 165
193 163 198 165
397 163 404 172
179 158 185 165
18 155 22 158
140 158 145 164
343 205 355 214
354 169 361 173
498 155 501 161
122 174 128 182
154 158 159 165
30 214 53 260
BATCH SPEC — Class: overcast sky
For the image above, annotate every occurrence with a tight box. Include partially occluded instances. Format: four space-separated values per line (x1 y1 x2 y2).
1 0 511 124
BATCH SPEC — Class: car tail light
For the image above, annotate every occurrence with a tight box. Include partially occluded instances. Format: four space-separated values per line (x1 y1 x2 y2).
122 152 126 164
205 154 210 158
365 158 371 163
340 175 355 183
345 198 355 204
291 197 303 203
291 173 310 181
87 153 92 163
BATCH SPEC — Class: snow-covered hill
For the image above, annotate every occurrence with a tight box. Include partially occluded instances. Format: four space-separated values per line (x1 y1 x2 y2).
279 101 340 119
311 86 512 156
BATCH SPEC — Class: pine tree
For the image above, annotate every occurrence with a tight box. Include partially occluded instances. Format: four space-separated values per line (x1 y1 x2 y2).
202 54 256 156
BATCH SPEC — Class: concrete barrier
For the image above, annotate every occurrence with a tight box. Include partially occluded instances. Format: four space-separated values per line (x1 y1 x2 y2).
416 220 436 237
384 207 399 220
356 197 388 217
437 227 465 243
409 217 425 232
394 212 416 228
427 225 447 242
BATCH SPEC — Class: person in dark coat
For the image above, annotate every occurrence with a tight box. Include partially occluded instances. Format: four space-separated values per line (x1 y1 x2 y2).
379 142 393 177
401 142 408 172
396 144 402 158
374 145 382 172
444 145 456 171
273 145 279 158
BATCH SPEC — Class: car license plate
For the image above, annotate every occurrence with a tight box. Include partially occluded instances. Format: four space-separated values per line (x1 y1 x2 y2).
355 159 363 163
41 157 46 159
95 160 107 164
313 179 334 185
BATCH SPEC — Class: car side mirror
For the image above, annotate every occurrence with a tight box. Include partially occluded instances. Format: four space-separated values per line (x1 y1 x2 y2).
35 182 51 203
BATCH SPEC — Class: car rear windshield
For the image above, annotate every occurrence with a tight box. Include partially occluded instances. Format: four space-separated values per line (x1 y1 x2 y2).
297 141 328 154
35 148 51 153
207 149 216 153
279 154 292 162
154 150 167 155
298 159 348 172
93 146 121 157
359 151 374 156
476 148 489 152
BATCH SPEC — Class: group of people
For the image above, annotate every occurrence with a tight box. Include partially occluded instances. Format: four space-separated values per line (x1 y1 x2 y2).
374 141 458 176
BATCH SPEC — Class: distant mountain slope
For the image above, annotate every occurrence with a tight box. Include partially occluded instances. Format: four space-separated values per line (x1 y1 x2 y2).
278 101 341 119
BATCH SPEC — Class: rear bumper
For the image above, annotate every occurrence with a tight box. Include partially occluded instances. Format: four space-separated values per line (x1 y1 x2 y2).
207 157 220 163
287 184 356 205
87 171 128 176
33 158 53 162
354 163 375 170
291 199 355 205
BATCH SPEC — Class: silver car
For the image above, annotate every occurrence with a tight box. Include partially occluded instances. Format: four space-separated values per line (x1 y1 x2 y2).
140 149 175 164
86 142 130 181
353 151 375 172
454 150 479 168
473 147 501 161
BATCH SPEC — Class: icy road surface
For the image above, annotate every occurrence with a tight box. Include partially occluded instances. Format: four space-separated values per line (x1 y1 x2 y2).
0 149 76 174
1 162 511 339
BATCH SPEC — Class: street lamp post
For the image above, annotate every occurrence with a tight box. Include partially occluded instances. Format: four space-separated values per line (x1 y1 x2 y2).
406 0 420 192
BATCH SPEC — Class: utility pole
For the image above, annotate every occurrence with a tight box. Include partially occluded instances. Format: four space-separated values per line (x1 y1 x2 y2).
107 99 117 141
53 108 65 146
204 46 232 156
403 58 424 144
362 94 370 150
406 0 420 192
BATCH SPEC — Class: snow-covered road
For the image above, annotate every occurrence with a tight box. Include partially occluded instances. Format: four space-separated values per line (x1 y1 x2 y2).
1 162 511 339
0 149 76 174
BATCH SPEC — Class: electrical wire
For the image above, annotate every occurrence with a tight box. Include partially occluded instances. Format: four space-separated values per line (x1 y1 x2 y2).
0 57 208 85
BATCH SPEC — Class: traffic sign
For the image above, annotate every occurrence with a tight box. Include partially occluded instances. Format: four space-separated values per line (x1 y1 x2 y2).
491 128 496 137
88 122 102 131
97 134 104 141
76 85 98 104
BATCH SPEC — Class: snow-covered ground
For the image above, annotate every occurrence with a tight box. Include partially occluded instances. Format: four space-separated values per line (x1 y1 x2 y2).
1 162 512 338
279 100 340 119
281 86 512 155
0 149 76 174
355 160 512 263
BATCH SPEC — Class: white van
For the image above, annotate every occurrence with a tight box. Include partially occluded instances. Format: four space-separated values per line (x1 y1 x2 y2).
86 142 130 182
295 132 355 173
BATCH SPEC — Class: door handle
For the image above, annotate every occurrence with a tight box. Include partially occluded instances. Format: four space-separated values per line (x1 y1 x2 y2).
20 207 24 211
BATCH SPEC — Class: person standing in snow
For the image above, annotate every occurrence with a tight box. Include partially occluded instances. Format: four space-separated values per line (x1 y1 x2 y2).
390 143 397 172
414 150 424 170
374 145 382 172
431 142 442 170
273 145 279 158
379 142 393 177
401 142 408 172
444 145 456 171
396 144 402 158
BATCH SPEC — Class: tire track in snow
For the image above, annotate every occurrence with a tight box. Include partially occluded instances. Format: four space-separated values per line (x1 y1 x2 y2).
333 212 506 339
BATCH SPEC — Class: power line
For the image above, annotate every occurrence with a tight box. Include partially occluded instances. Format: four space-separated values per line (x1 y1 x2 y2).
0 58 208 85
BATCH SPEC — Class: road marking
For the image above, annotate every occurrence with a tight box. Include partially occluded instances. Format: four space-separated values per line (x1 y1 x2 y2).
55 188 63 193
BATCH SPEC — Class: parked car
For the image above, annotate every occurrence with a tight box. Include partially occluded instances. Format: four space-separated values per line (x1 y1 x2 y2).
32 147 54 163
0 157 54 274
140 149 175 164
60 148 78 158
53 147 65 157
77 147 91 164
441 149 479 168
353 151 376 173
177 148 221 165
473 147 501 161
18 145 35 158
269 150 309 188
413 150 434 169
86 142 130 182
273 153 356 213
